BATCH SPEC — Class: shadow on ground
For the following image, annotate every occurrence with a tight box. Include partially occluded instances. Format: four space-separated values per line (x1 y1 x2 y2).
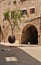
0 44 41 65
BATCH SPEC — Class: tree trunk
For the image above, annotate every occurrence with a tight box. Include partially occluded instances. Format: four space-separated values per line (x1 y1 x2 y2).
8 28 15 43
12 28 13 36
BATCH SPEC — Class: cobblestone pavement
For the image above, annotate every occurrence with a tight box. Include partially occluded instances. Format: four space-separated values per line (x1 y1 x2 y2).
0 44 41 65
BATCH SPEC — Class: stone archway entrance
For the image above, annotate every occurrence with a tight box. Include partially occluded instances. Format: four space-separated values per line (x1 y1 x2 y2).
21 24 38 45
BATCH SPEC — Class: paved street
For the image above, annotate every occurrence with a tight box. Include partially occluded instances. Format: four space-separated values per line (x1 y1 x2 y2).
0 43 41 65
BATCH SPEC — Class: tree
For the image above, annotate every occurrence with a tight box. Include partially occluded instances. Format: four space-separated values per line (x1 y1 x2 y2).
3 10 24 43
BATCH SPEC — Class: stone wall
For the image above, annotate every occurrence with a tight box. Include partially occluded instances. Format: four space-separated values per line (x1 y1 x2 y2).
0 0 41 45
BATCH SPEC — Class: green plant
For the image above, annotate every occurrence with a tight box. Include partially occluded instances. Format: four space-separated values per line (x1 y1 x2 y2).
3 10 24 35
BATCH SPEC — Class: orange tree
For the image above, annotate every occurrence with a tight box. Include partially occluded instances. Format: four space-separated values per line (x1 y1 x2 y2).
3 10 24 43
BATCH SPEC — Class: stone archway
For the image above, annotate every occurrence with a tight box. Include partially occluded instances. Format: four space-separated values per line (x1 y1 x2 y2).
21 24 38 45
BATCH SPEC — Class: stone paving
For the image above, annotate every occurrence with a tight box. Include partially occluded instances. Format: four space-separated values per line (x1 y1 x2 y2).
0 43 41 65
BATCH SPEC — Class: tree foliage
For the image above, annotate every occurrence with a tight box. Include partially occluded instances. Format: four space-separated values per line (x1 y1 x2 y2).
3 10 24 34
3 11 10 21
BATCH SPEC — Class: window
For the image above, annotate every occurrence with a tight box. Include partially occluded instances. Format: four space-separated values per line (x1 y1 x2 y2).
11 11 14 19
21 10 27 15
30 8 35 14
13 1 17 4
8 2 11 5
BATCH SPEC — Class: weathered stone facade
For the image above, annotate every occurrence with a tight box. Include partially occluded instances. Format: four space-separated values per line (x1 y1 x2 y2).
0 0 41 45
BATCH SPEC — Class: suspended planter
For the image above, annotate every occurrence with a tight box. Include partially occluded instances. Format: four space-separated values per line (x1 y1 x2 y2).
3 10 24 43
8 35 15 43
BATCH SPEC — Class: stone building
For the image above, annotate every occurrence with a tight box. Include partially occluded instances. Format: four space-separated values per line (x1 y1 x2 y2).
0 0 41 45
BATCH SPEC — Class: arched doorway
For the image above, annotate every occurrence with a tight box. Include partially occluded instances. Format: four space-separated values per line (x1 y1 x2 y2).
21 24 38 45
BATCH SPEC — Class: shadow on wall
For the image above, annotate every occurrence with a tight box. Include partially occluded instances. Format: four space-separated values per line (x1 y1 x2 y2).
21 24 38 45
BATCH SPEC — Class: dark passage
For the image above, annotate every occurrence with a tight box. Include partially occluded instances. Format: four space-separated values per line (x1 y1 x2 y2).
21 25 38 45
